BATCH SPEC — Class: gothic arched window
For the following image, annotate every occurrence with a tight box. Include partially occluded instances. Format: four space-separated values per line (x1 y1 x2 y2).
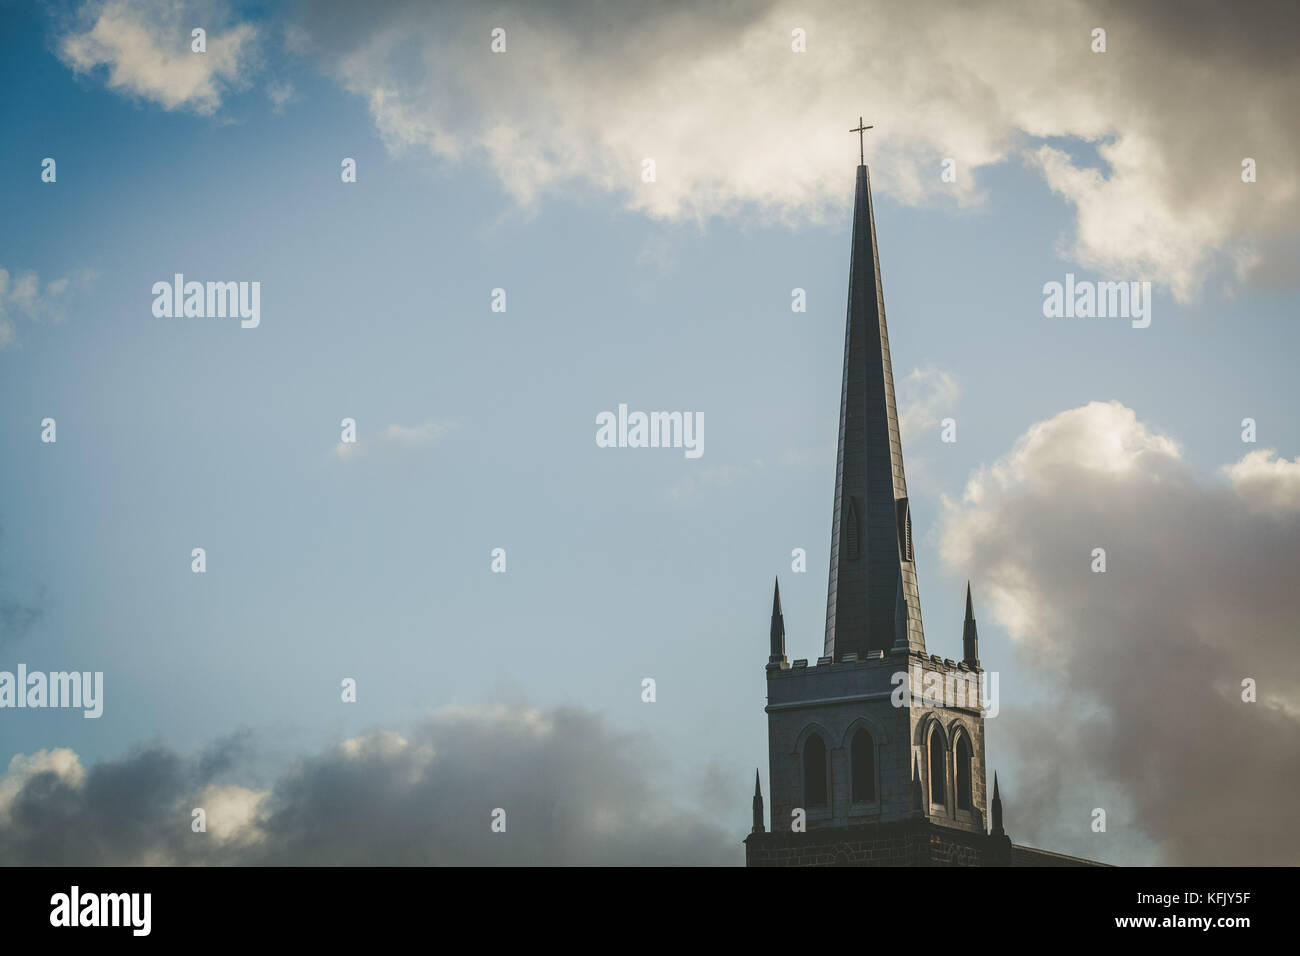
803 734 828 807
928 730 946 805
896 498 914 562
956 735 973 811
851 729 875 802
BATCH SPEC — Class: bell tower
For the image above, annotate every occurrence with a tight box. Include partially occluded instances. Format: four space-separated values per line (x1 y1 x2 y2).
745 154 998 866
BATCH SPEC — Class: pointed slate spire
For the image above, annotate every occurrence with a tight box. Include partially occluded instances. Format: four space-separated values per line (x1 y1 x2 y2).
768 576 787 669
751 769 765 833
824 161 925 661
962 581 981 668
991 771 1005 835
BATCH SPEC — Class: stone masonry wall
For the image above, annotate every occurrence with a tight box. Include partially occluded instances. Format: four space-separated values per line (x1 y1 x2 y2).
745 820 998 867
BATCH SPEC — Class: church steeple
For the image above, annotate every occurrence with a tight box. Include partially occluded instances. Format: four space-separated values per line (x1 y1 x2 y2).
745 142 1097 869
824 161 925 660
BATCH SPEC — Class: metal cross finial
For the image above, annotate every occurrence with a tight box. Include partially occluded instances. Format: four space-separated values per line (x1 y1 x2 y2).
850 117 873 165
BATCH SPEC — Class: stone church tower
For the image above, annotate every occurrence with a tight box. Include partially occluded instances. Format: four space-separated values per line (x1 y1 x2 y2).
744 160 1098 867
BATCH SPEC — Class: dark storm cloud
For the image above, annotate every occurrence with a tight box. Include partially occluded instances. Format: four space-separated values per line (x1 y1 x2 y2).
0 706 740 865
195 730 256 781
1103 0 1299 68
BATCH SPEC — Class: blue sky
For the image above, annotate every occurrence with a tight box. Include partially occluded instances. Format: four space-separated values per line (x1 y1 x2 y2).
2 0 1298 865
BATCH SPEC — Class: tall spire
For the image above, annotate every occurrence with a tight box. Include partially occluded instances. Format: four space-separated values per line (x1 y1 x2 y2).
824 158 925 661
962 581 980 668
752 769 765 833
768 576 787 669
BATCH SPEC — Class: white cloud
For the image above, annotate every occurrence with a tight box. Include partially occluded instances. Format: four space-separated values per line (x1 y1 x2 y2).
53 2 1297 301
380 422 453 444
0 266 96 349
266 78 296 112
939 400 1300 863
0 749 85 826
334 420 455 460
289 0 1300 303
192 783 268 845
1224 449 1300 514
896 365 959 442
59 0 258 114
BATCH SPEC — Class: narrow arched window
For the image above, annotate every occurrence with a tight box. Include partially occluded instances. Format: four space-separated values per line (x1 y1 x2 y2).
851 729 875 802
803 734 827 807
896 498 914 562
956 735 973 811
929 731 946 805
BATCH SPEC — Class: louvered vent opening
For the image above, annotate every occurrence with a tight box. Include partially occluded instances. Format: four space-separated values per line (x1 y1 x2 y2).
896 497 914 562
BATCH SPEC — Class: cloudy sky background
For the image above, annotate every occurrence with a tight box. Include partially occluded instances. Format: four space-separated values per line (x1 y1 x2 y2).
1 0 1297 865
